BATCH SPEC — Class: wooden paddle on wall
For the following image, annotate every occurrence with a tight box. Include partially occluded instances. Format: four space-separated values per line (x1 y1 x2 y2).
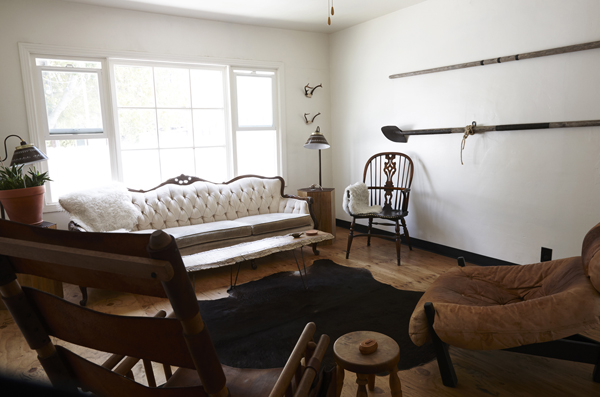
389 40 600 79
382 119 600 143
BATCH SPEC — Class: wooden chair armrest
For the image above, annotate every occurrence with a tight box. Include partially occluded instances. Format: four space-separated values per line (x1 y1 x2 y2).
295 334 330 397
283 194 313 203
269 322 317 397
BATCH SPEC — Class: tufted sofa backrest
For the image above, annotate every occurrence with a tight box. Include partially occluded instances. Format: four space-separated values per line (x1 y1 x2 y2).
582 221 600 292
130 176 297 231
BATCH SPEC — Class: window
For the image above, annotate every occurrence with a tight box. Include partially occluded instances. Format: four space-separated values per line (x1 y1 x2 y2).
231 69 279 177
34 57 113 203
112 62 229 189
38 58 104 134
22 45 283 210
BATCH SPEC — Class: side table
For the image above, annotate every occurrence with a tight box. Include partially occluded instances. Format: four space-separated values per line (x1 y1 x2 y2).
297 188 335 245
333 330 403 397
0 221 64 310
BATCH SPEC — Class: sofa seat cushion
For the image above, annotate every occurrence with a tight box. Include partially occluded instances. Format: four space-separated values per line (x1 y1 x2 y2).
234 213 313 235
133 221 252 249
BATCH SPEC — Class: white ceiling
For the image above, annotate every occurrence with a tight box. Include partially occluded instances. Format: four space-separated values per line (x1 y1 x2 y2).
62 0 427 33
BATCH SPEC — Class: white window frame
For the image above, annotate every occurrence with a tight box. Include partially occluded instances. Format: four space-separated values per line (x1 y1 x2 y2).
230 67 281 177
18 43 287 213
36 59 106 136
29 55 118 210
108 59 233 185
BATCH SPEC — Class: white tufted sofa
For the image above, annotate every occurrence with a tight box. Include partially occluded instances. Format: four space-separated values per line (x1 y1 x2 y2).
68 175 317 257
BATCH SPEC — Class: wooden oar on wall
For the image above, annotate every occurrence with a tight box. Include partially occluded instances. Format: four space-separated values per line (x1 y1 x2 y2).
389 40 600 79
382 119 600 143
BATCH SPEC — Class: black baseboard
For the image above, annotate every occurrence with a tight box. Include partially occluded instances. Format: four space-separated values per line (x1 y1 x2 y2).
336 219 517 267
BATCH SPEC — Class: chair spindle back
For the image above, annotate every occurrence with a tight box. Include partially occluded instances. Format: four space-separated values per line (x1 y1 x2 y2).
362 152 414 211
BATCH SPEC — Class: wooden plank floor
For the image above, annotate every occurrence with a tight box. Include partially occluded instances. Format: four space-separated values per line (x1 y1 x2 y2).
1 226 600 396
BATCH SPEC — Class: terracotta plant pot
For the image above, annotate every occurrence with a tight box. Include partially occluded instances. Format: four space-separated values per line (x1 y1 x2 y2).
0 185 45 225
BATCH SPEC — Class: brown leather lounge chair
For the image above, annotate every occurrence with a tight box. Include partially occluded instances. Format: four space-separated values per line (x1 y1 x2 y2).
0 219 330 397
409 222 600 387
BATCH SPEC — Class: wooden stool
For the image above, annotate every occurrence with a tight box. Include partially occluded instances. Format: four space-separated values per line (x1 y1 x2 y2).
333 331 402 397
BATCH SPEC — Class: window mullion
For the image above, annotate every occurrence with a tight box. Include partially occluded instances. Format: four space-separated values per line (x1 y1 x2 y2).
229 67 239 177
99 61 120 182
107 58 125 183
152 66 162 181
188 68 197 176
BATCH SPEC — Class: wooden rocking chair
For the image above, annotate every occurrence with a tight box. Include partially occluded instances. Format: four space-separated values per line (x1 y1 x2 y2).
346 152 414 266
0 219 330 397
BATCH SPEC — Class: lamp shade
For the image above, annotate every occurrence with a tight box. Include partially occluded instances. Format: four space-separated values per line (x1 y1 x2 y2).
304 126 330 150
10 143 49 166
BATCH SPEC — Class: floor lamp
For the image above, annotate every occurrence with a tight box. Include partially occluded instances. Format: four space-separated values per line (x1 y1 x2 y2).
303 126 330 188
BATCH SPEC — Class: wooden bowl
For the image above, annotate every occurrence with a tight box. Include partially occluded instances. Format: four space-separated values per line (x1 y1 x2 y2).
359 338 378 355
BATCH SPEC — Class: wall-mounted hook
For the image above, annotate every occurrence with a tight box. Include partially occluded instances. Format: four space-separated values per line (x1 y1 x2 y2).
304 83 322 98
303 112 321 124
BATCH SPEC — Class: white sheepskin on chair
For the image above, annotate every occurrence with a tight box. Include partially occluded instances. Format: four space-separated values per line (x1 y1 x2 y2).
59 183 140 232
342 182 382 216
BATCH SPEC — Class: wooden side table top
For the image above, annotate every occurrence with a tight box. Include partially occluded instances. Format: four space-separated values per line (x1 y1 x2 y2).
333 330 400 374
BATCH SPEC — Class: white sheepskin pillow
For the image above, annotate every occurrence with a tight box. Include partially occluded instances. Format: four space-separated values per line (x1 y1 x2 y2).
343 182 383 216
59 183 141 232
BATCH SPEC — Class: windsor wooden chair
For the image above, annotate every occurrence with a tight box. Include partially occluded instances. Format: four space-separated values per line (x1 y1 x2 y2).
345 152 414 266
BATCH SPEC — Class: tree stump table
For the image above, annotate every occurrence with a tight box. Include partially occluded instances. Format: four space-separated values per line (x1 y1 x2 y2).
333 331 402 397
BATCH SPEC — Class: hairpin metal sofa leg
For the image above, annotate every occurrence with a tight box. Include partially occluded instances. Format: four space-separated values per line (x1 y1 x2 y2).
424 302 457 387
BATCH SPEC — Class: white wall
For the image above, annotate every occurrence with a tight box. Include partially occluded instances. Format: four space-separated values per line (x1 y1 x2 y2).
0 0 331 229
330 0 600 264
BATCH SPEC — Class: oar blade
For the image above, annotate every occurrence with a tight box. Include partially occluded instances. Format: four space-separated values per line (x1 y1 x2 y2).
381 125 407 143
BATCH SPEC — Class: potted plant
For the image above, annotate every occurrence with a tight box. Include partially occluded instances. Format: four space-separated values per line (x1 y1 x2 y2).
0 164 51 225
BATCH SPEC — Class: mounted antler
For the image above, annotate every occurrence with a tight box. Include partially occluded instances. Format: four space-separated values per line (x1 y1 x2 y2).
303 112 321 124
304 83 323 98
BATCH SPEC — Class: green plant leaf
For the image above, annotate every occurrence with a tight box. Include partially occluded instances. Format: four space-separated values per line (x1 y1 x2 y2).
0 164 51 190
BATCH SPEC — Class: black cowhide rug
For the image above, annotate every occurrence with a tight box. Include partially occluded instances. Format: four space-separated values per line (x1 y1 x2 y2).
198 259 436 371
